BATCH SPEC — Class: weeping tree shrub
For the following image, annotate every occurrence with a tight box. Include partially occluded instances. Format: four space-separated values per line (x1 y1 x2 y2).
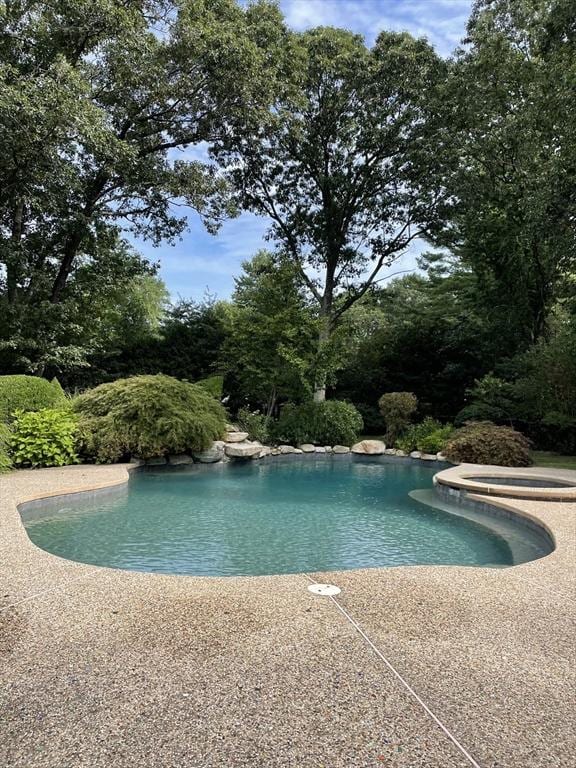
444 421 532 467
74 375 226 462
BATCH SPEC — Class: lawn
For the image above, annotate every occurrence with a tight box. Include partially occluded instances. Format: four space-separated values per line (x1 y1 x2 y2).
531 451 576 471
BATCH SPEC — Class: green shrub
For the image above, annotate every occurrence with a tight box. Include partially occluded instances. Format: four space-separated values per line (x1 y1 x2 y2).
0 423 12 472
274 400 363 446
444 421 532 467
236 407 271 443
196 375 224 399
10 409 78 468
0 375 67 421
73 374 227 462
397 418 454 454
378 392 418 445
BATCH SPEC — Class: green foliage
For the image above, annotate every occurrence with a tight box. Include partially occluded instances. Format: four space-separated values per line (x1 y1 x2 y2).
215 25 447 397
274 401 363 446
0 423 12 472
378 392 418 445
10 409 78 468
444 422 532 467
397 418 454 454
221 252 316 413
0 375 67 421
196 375 224 399
236 407 272 444
73 375 226 462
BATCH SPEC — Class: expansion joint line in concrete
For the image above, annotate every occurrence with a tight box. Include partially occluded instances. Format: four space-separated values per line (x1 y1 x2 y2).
0 569 100 614
304 575 482 768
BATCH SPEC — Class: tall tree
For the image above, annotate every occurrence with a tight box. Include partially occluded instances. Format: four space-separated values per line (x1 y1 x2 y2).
443 0 576 344
220 251 316 415
0 0 288 305
214 27 449 400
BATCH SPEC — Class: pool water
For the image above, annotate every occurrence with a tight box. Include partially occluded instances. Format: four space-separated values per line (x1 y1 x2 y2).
20 459 548 576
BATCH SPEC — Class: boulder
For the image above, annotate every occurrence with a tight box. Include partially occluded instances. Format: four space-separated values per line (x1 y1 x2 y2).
225 442 262 459
293 448 303 454
226 423 239 432
259 446 272 458
225 431 249 443
351 440 386 455
333 445 350 454
192 445 224 463
420 453 437 461
324 446 333 453
410 451 423 459
146 456 167 466
315 446 326 453
271 448 280 455
436 452 447 461
279 444 296 454
299 444 316 453
395 449 407 457
169 454 194 465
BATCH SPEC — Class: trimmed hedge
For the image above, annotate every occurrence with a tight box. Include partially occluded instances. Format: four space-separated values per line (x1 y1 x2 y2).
74 375 227 462
0 423 12 473
444 421 532 467
0 375 67 421
274 400 363 446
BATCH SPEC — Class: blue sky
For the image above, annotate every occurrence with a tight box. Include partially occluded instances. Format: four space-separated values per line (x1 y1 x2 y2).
136 0 472 301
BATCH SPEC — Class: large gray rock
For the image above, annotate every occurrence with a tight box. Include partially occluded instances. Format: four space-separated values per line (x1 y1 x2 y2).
420 453 438 461
169 454 194 465
192 444 224 463
333 445 350 454
410 451 423 459
279 444 296 454
259 446 272 458
314 446 326 453
351 440 386 455
324 446 333 453
299 444 316 453
224 442 262 459
225 431 249 443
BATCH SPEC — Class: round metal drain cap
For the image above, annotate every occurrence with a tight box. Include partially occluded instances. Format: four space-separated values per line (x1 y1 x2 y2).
308 583 341 596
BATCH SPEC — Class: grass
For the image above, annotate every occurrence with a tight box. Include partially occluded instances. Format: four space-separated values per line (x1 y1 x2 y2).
531 451 576 471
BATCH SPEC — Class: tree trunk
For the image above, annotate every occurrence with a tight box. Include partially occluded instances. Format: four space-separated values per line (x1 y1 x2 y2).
7 199 24 303
313 311 332 403
50 227 85 303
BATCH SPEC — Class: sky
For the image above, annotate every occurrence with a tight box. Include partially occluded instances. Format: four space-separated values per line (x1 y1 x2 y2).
135 0 473 301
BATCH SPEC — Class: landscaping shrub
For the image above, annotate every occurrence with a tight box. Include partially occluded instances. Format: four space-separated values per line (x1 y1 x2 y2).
73 375 227 462
444 421 532 467
236 407 271 443
0 423 12 472
274 400 363 446
10 409 78 468
196 374 224 399
378 391 418 445
0 375 67 421
396 417 454 454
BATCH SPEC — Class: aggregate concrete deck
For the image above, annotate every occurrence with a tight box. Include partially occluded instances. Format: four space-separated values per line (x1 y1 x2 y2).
1 463 575 768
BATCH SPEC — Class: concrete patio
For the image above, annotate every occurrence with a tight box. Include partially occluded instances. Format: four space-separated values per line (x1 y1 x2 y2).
1 464 575 767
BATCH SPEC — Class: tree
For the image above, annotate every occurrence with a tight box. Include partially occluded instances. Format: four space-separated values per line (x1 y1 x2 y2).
443 0 576 344
0 0 288 305
220 251 316 415
214 26 449 400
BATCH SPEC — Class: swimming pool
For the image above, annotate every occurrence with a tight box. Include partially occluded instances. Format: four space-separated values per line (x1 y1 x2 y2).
20 459 551 576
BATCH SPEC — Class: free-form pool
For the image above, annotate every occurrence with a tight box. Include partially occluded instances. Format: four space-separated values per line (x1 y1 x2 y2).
20 459 550 576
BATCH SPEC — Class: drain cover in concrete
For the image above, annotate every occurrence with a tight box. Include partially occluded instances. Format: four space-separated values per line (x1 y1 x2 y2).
308 583 341 596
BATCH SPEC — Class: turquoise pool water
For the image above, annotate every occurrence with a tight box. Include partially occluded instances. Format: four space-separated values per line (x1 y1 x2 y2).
20 459 549 576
